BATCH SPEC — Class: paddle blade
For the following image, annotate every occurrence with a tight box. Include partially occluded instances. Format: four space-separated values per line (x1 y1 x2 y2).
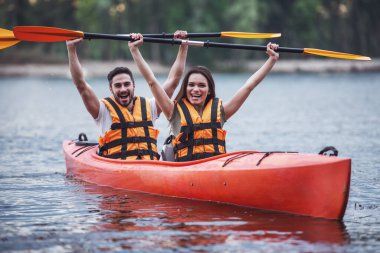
221 31 281 39
304 48 371 61
13 26 84 42
0 28 20 49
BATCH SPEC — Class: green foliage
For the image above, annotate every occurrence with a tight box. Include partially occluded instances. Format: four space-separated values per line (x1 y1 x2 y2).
0 0 378 66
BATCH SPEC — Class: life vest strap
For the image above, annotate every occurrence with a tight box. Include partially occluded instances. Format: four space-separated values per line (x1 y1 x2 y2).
111 121 153 130
175 152 222 162
140 97 154 160
103 149 160 160
210 98 220 154
104 97 129 156
174 138 225 152
178 100 194 157
99 137 157 152
179 122 222 132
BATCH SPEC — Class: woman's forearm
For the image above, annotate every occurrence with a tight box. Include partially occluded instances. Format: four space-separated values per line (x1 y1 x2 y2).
223 43 279 120
163 44 188 97
244 56 277 91
129 45 175 119
129 47 158 88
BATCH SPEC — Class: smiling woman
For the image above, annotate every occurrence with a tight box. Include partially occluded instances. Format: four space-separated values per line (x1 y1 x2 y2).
129 33 279 162
175 66 216 115
186 74 210 109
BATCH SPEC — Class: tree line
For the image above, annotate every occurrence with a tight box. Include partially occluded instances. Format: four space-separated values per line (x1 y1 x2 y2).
1 0 378 67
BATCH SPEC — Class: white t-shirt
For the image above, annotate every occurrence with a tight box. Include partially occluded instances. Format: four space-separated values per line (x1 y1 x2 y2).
94 97 159 135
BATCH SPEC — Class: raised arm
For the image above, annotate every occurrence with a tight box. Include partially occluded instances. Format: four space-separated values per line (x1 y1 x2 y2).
223 42 279 121
128 34 175 120
162 30 188 98
66 38 100 119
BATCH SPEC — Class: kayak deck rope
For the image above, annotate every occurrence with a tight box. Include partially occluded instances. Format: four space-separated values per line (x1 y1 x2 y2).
256 152 273 166
71 145 87 155
256 151 298 166
74 145 97 157
222 152 257 167
222 151 299 167
70 133 99 157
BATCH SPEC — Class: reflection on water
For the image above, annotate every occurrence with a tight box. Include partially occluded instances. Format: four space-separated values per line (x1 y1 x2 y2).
73 180 350 251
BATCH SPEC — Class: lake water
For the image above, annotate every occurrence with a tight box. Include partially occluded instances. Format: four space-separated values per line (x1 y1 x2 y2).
0 73 379 252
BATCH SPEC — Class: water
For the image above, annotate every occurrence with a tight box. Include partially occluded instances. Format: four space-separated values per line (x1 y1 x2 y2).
0 73 379 252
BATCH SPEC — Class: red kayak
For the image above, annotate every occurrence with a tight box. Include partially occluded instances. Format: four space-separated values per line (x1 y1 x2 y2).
63 139 351 220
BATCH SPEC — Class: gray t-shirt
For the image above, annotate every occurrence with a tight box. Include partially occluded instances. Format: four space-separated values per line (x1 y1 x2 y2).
94 97 158 135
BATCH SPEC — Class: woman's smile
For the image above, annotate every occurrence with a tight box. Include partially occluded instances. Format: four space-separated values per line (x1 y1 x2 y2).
186 73 209 108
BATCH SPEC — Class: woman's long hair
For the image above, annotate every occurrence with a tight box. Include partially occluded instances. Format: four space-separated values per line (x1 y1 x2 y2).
174 66 216 106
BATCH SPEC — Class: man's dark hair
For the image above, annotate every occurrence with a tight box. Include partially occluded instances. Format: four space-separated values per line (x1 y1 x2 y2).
107 67 135 85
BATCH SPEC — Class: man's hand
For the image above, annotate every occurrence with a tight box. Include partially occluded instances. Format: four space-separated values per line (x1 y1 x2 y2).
66 38 83 49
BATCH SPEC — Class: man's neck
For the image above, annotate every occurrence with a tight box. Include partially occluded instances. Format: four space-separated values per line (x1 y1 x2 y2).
127 97 136 112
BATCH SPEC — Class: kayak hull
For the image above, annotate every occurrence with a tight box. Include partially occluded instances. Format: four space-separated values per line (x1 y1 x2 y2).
63 140 351 220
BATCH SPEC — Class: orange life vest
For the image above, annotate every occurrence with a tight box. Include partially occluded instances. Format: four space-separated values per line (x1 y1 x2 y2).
173 98 226 162
98 96 159 160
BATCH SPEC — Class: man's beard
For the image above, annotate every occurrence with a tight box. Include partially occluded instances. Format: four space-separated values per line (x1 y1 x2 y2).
114 90 134 108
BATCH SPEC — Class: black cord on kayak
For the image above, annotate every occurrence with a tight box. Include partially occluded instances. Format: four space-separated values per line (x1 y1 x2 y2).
72 146 88 155
76 146 97 157
256 152 272 166
222 152 256 167
256 151 299 166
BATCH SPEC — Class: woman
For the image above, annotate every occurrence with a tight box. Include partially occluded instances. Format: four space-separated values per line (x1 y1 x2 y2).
129 33 279 162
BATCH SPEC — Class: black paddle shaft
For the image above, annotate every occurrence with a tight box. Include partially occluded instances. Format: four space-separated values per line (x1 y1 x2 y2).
206 41 304 53
83 32 304 53
85 32 222 39
142 32 222 38
84 32 183 44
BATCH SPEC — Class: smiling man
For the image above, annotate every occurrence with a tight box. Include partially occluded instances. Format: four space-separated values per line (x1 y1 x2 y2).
66 31 188 160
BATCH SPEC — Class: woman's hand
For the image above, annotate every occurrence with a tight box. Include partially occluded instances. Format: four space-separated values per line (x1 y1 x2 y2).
266 42 279 60
173 30 187 39
174 30 188 50
128 33 143 50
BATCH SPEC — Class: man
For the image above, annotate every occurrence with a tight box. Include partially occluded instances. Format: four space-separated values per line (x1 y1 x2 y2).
66 31 188 160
